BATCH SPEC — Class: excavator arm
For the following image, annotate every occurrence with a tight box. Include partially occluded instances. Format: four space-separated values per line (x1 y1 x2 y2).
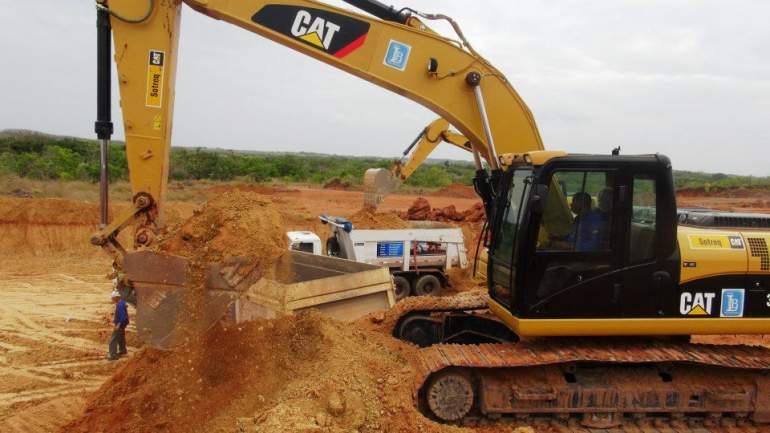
92 0 543 249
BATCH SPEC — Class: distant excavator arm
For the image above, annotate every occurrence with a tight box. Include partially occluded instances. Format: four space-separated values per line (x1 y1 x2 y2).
396 118 476 182
92 0 543 249
362 118 477 206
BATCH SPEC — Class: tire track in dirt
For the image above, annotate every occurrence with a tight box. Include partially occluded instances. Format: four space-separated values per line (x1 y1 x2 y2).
0 264 126 432
1 395 87 433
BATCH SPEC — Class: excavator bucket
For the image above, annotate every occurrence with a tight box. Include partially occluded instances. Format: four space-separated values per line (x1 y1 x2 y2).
123 251 260 350
363 168 402 208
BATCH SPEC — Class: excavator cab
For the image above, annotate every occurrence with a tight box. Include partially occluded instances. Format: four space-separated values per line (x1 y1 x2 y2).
486 152 681 335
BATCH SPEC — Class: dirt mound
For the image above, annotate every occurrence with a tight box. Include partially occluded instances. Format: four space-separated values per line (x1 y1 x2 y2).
348 206 410 229
150 191 290 346
430 183 477 199
405 197 432 220
157 191 287 265
323 178 352 190
403 198 485 223
60 312 463 433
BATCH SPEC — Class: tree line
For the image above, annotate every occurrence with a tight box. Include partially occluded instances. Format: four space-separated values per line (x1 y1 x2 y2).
1 131 768 191
0 132 474 188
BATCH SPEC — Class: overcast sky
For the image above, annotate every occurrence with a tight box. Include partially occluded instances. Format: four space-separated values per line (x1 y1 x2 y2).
1 1 768 175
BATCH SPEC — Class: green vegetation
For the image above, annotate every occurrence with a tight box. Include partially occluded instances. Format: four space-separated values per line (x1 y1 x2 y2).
1 130 768 191
0 131 473 188
674 170 770 191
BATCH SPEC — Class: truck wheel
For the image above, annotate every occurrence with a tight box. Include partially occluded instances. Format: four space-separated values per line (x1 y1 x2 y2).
392 275 411 301
414 274 441 297
326 237 341 257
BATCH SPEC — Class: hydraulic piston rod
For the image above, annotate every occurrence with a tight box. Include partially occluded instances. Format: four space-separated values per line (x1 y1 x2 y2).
95 3 113 228
466 72 500 171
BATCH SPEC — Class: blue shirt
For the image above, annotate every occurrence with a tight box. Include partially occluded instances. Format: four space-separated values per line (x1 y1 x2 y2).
113 299 129 326
573 211 605 251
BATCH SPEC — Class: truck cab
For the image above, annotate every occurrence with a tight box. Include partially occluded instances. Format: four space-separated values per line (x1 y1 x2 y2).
286 231 323 255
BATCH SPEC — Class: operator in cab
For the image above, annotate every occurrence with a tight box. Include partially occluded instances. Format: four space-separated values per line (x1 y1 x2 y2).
569 192 603 251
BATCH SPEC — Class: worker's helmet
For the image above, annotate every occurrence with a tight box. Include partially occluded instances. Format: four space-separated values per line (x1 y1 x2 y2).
110 290 121 299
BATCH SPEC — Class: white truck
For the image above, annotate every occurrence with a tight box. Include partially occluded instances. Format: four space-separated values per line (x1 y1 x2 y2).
288 215 468 300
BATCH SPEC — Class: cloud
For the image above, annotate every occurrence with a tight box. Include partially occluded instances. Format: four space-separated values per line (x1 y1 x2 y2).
0 0 768 175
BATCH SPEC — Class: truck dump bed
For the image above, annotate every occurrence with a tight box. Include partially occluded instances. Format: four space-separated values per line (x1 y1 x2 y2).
237 251 395 321
125 250 394 349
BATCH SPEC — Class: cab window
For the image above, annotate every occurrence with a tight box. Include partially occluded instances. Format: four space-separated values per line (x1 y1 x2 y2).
629 175 657 263
490 169 532 306
537 171 614 252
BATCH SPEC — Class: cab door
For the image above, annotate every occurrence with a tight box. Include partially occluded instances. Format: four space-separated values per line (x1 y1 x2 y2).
619 171 680 317
523 168 624 319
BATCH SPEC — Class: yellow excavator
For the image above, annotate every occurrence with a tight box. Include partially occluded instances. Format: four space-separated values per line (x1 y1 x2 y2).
91 0 770 427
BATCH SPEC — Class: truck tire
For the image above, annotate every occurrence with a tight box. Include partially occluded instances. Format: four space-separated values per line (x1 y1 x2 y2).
326 237 341 257
414 274 442 297
392 275 411 301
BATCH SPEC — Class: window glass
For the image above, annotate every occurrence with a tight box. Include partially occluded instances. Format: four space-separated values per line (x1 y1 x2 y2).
537 171 614 252
490 169 531 305
495 170 532 263
629 175 657 263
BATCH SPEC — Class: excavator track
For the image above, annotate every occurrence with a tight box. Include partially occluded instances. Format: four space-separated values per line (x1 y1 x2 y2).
412 339 770 428
383 295 770 428
382 291 490 333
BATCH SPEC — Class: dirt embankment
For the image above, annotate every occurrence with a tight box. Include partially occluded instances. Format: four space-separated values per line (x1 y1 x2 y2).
430 184 478 199
0 196 130 257
204 184 300 196
402 197 485 223
678 185 770 199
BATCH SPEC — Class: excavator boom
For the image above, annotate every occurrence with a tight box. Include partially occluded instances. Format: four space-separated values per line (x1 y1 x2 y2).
96 0 543 249
92 0 545 348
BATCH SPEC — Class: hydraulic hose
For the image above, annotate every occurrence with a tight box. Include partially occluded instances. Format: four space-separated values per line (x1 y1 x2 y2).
96 0 154 24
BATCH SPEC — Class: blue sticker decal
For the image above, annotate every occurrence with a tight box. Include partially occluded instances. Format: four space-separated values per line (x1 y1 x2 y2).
377 241 404 257
383 40 411 71
720 288 745 318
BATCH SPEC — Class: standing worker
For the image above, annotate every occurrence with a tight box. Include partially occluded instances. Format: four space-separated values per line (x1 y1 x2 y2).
107 290 129 361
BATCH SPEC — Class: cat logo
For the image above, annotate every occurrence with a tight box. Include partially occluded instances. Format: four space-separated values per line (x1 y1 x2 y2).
252 5 370 58
680 292 716 316
291 10 340 50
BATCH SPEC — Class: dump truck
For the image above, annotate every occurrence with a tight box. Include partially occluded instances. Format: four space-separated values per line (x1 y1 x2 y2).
319 214 467 300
